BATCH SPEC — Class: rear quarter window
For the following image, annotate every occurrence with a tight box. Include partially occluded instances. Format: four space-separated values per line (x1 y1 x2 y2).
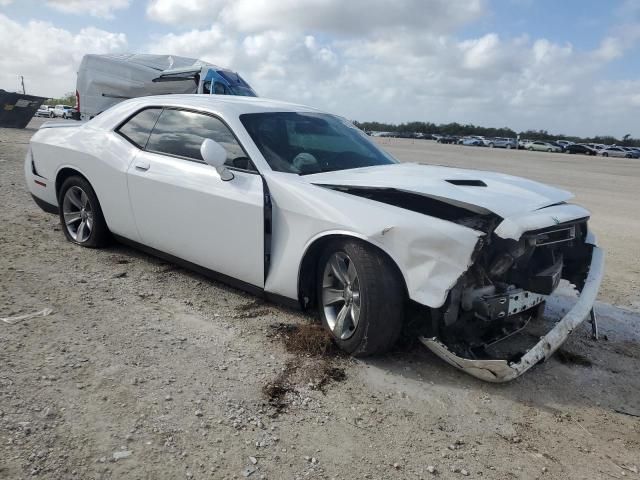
116 108 162 149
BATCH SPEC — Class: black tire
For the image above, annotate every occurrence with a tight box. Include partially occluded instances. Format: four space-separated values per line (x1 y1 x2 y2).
602 152 608 157
316 239 405 357
528 147 534 151
58 176 110 248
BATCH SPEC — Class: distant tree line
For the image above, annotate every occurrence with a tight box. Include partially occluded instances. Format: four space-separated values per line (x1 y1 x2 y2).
353 120 640 147
43 92 75 107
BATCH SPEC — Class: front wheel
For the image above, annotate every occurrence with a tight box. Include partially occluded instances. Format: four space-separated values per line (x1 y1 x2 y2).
317 239 404 356
528 147 534 151
602 152 609 157
58 176 110 248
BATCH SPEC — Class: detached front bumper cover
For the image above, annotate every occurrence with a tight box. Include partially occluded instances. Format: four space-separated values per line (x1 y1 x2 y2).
419 244 605 383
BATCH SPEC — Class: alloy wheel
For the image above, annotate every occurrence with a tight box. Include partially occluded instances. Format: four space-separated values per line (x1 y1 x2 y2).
62 186 93 243
322 252 361 340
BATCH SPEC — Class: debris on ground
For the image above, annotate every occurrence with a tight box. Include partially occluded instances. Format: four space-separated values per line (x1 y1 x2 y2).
1 307 52 325
556 348 593 367
113 450 132 461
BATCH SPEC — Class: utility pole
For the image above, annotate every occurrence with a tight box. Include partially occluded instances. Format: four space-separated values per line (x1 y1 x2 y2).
17 75 26 94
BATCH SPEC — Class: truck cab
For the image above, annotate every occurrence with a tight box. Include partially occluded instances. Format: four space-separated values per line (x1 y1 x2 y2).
154 66 256 97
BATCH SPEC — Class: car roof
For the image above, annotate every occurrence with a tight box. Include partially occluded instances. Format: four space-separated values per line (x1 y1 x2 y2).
132 94 319 115
90 94 325 129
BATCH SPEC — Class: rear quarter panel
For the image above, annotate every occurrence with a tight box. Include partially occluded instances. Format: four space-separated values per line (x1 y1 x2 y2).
28 124 141 241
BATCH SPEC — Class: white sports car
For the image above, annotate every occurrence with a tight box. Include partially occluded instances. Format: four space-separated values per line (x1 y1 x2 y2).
25 95 604 382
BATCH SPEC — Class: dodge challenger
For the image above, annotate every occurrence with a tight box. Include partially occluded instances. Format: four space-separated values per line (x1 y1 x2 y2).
25 95 604 382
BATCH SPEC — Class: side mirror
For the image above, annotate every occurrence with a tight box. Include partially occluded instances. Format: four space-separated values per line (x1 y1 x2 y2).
200 139 234 181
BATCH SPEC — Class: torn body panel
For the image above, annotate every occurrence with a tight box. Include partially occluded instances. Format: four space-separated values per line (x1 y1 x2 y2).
262 171 483 309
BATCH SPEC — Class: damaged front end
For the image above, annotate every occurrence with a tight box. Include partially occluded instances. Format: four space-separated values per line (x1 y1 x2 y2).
420 219 604 382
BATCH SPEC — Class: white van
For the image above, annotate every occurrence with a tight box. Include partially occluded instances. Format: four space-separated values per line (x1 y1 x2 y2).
75 54 257 120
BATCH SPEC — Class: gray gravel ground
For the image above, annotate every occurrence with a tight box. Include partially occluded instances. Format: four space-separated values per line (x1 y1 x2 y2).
0 119 638 479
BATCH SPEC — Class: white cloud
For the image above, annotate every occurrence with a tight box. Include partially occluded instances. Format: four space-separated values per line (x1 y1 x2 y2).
147 0 484 34
0 0 14 6
45 0 130 19
0 14 127 96
2 0 636 137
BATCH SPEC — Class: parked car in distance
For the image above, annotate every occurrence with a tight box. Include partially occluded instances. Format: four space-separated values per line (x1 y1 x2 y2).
458 136 483 146
586 143 606 152
53 105 75 119
487 137 516 149
622 147 640 157
565 144 597 155
25 94 602 382
526 141 563 153
35 106 54 118
599 146 639 158
437 135 459 144
518 139 532 149
556 140 574 149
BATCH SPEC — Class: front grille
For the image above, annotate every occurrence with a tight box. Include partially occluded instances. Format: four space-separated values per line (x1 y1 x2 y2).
533 226 576 246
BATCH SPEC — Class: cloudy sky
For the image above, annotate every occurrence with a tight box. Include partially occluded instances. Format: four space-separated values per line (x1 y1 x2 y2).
1 0 639 136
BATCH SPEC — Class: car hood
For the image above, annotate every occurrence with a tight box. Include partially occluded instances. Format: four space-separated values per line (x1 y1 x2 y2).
305 162 573 219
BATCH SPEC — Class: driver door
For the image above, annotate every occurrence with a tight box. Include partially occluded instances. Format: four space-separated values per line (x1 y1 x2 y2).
126 107 264 287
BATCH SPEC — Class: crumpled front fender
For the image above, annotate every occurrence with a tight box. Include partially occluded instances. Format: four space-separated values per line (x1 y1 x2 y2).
419 239 605 382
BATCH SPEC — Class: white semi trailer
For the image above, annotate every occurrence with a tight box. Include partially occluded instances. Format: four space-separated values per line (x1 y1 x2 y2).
75 53 257 120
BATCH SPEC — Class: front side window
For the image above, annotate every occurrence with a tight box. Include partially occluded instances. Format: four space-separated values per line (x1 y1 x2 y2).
146 109 254 170
117 108 162 148
240 112 397 174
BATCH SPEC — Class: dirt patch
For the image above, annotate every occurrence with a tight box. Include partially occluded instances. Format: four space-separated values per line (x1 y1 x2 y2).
268 322 341 356
311 363 347 393
234 300 271 318
263 323 347 413
262 360 299 414
556 348 593 367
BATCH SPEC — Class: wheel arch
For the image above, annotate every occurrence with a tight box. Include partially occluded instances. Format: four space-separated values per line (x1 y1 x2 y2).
55 166 91 199
296 232 409 311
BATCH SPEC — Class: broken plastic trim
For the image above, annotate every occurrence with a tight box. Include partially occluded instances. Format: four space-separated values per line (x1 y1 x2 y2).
419 243 604 382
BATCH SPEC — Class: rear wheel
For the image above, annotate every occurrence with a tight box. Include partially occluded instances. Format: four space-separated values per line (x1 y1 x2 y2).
58 176 109 248
317 239 404 356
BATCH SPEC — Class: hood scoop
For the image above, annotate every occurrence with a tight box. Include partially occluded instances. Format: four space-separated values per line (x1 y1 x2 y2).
446 179 487 187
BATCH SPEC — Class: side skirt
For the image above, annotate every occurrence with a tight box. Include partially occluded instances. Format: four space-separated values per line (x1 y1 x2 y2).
111 234 301 311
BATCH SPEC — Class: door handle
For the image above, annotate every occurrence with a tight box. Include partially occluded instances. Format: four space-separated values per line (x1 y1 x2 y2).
134 161 150 171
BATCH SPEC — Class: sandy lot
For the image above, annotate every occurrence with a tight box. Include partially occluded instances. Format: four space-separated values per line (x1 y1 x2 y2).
1 119 638 480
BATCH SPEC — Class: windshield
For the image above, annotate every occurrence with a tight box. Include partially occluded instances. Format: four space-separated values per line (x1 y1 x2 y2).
216 70 257 97
240 112 397 174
